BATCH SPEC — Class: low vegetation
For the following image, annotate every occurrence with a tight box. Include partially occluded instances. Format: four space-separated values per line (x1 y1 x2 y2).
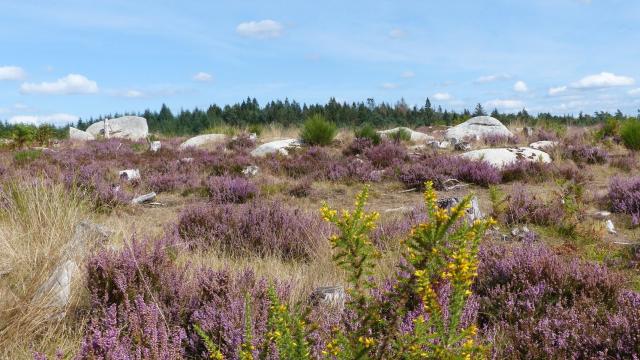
1 119 639 359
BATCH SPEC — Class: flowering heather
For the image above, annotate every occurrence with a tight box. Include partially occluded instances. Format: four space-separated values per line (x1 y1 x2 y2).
563 144 609 164
226 133 256 151
399 153 501 189
610 154 637 172
608 176 640 226
77 296 187 360
206 176 257 204
503 187 564 225
190 269 288 359
274 146 332 179
327 157 382 183
363 141 408 169
176 201 331 259
476 244 640 359
482 133 520 147
343 137 374 156
501 159 553 183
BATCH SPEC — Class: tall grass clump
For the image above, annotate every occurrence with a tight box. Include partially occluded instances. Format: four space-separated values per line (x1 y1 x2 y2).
0 180 88 357
621 119 640 151
300 114 337 146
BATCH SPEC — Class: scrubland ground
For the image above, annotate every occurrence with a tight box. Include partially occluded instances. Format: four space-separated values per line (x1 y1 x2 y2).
1 123 640 359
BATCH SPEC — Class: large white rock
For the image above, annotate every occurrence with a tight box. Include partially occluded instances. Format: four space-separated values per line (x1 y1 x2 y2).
179 134 226 150
529 140 559 150
377 127 433 143
85 116 148 141
250 139 301 157
445 116 513 142
69 127 95 141
460 147 551 169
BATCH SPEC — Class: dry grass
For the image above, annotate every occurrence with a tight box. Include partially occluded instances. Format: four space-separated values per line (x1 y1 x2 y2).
0 180 89 357
260 123 300 142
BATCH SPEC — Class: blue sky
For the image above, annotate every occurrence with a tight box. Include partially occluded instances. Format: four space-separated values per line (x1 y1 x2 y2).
1 0 640 126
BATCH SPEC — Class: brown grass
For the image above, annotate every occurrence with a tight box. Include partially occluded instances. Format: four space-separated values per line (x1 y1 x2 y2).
0 180 89 357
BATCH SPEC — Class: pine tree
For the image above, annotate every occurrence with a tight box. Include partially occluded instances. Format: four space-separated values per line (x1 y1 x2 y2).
472 103 486 116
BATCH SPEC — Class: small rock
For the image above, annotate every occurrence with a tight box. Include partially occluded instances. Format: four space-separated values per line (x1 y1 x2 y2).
606 219 617 234
149 141 161 152
524 127 535 137
36 259 79 308
119 169 140 181
529 140 559 150
445 116 513 142
180 157 194 163
131 192 157 205
242 165 259 177
429 140 450 149
592 211 611 220
383 206 414 214
377 127 434 143
454 142 471 151
310 286 345 307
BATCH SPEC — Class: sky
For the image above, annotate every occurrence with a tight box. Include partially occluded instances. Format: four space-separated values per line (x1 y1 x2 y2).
1 0 640 126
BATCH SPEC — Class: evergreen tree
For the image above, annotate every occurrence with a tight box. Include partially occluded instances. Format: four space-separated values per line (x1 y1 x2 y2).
473 103 486 116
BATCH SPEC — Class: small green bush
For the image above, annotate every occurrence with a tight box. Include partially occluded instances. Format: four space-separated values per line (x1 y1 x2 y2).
13 149 42 165
599 118 619 139
300 114 337 146
389 128 411 143
621 119 640 151
354 123 381 145
248 123 263 136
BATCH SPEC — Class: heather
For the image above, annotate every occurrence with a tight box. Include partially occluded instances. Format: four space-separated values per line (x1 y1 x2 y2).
476 244 640 359
175 201 331 259
4 121 640 359
399 153 501 189
608 176 640 226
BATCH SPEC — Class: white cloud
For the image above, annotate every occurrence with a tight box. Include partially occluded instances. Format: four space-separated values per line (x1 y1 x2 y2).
401 71 415 78
513 80 528 92
236 20 283 39
193 72 213 82
475 73 511 83
572 72 634 89
8 113 78 126
382 82 398 89
389 28 406 39
0 66 26 81
548 86 568 96
485 99 524 110
20 74 98 95
628 88 640 96
433 92 452 101
123 90 145 98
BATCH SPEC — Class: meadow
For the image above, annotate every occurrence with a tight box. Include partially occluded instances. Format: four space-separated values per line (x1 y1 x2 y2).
1 116 640 359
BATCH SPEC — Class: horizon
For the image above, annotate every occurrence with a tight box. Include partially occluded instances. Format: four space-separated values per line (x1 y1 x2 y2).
2 0 640 126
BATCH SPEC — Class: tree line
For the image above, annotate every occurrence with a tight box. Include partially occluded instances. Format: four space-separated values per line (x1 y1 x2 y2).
2 97 639 139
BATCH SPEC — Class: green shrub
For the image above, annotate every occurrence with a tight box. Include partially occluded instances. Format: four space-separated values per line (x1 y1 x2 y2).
621 119 640 151
248 123 263 136
317 183 492 358
388 128 411 143
354 123 381 145
13 149 42 165
598 118 619 139
300 114 337 146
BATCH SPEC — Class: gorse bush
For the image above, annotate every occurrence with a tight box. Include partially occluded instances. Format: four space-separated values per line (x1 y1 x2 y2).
354 123 381 145
621 119 640 151
300 114 337 146
316 183 493 358
13 149 42 165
